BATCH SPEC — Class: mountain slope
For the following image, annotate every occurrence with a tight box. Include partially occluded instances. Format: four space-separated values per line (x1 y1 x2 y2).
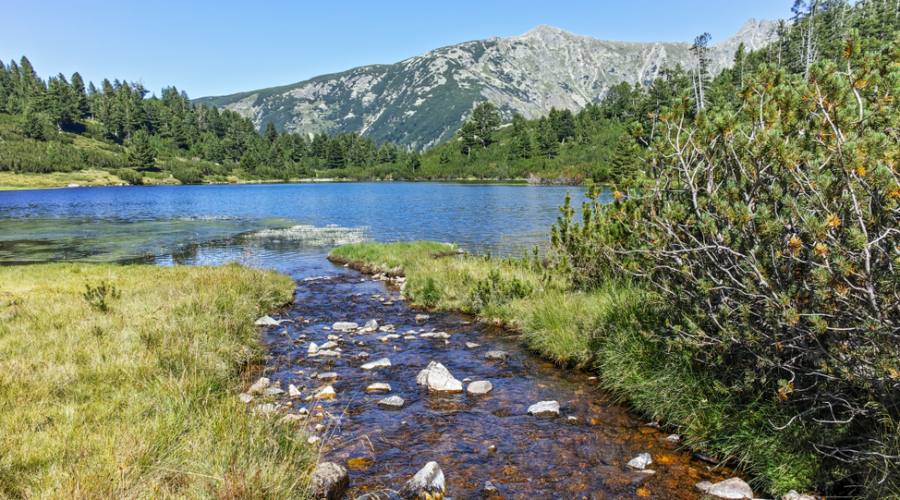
196 20 777 149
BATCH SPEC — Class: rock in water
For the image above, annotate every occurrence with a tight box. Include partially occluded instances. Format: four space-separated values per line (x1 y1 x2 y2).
308 342 320 355
466 380 493 395
782 491 817 500
364 319 379 330
627 453 653 470
332 321 358 331
309 462 349 500
288 384 302 398
378 395 405 409
415 361 463 393
484 350 509 361
361 358 392 370
255 315 280 327
399 461 446 499
695 478 754 499
527 400 560 417
366 382 392 393
247 377 270 395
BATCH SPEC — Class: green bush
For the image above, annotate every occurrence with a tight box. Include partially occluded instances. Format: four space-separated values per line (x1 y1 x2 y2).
170 165 203 184
112 168 143 185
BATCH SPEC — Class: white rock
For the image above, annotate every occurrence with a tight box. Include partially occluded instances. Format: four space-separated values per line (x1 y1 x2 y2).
254 315 281 327
415 314 430 323
379 334 401 342
307 342 320 355
332 321 358 331
317 372 339 381
366 382 392 393
484 350 509 361
528 400 560 417
378 395 405 409
247 377 270 395
307 385 336 401
238 393 253 403
309 462 349 500
315 349 342 357
695 478 754 499
416 361 463 392
400 461 445 499
420 331 450 339
467 380 493 395
466 342 480 349
264 386 284 396
361 358 391 370
627 453 653 470
288 384 302 398
666 434 681 443
320 341 339 350
782 491 817 500
364 319 379 329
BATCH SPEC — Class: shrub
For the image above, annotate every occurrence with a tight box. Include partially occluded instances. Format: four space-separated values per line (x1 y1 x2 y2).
113 168 143 185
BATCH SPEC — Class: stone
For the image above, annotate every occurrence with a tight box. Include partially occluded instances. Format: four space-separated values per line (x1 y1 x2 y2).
307 342 320 355
484 350 509 361
379 334 401 342
316 349 342 357
317 372 339 381
627 453 653 470
254 315 281 327
378 324 395 332
288 384 302 398
366 382 392 393
320 341 339 350
309 462 349 500
332 321 358 331
666 434 681 443
465 342 480 349
280 413 305 425
264 386 284 396
466 380 493 395
483 480 501 498
415 314 430 323
527 400 560 417
327 334 340 341
695 478 754 499
399 461 445 499
416 361 463 393
361 357 391 370
238 392 253 403
307 435 321 445
247 377 270 395
357 352 370 359
378 395 405 409
420 331 450 339
364 319 379 329
782 491 817 500
308 385 337 401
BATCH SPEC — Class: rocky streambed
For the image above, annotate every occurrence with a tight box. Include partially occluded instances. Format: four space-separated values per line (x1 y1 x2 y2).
244 269 757 499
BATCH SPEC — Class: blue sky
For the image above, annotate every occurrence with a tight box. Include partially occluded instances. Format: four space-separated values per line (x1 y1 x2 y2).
3 0 792 98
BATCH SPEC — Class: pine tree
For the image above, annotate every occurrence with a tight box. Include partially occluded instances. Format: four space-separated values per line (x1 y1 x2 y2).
508 114 533 159
126 130 156 171
70 72 89 119
264 121 278 142
21 108 47 140
536 117 558 159
471 101 500 148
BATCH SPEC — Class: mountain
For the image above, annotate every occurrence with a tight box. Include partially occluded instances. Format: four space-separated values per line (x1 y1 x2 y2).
195 20 778 149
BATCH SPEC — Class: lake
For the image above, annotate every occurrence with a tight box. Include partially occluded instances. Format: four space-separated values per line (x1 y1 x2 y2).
0 182 587 268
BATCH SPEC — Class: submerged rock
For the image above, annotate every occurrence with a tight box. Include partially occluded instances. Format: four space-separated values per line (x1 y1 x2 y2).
332 321 358 331
466 380 493 395
527 400 560 417
254 315 281 327
361 358 391 370
309 462 350 500
627 453 653 470
484 350 509 361
378 395 405 409
399 461 446 499
695 478 754 499
416 361 463 393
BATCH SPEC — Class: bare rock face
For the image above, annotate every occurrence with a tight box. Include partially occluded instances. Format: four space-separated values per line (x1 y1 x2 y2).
399 461 446 499
695 477 754 499
309 462 349 500
197 21 778 150
416 361 463 393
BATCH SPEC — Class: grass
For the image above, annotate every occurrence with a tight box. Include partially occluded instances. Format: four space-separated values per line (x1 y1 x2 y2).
0 263 314 498
0 169 126 190
329 242 819 496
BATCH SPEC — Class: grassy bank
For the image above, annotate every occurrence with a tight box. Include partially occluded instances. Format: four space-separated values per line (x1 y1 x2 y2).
0 263 313 497
329 242 818 495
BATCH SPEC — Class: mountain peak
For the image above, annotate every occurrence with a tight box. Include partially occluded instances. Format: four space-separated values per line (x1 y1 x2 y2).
520 24 572 39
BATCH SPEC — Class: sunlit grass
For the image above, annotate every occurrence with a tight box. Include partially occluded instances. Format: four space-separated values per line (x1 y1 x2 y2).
0 263 314 497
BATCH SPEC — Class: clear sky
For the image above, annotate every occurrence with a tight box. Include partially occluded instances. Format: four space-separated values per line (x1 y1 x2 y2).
3 0 792 99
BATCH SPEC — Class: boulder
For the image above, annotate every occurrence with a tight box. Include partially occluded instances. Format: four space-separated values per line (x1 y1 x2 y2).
399 461 446 499
695 478 754 499
361 358 391 370
466 380 493 395
247 377 270 395
378 395 405 409
332 321 358 331
366 382 392 394
627 453 653 470
484 350 509 361
309 462 349 500
254 315 281 327
527 400 560 417
416 361 463 393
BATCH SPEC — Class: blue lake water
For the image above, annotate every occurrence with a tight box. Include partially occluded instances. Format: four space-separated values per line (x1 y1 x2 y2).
0 182 588 268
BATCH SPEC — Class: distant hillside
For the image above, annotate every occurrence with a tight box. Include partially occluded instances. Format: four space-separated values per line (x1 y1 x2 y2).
196 20 778 149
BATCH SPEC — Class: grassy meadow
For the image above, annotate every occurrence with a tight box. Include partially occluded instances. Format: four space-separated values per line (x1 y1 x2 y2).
0 263 314 498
